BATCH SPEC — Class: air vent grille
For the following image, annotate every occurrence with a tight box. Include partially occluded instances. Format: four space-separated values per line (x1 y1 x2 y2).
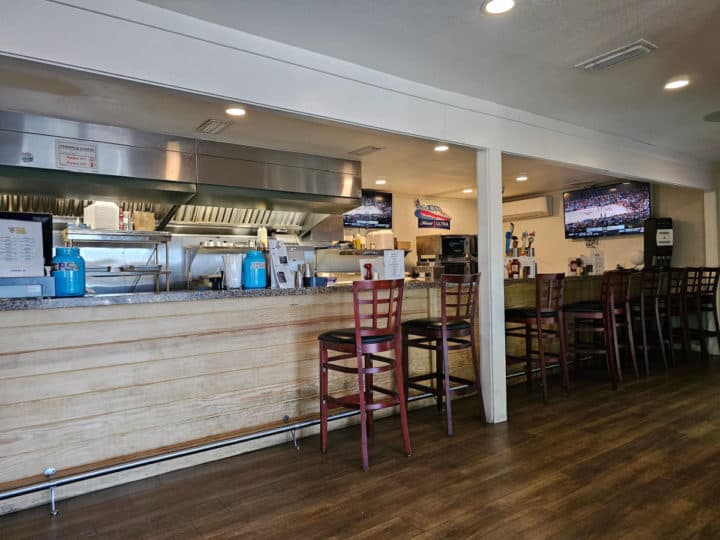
575 39 657 71
196 118 233 135
348 145 383 157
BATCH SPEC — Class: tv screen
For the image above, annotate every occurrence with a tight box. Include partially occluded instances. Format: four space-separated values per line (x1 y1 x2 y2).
563 182 651 239
343 189 392 229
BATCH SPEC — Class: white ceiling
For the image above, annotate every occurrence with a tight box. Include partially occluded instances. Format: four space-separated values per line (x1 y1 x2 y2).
141 0 720 162
0 56 619 199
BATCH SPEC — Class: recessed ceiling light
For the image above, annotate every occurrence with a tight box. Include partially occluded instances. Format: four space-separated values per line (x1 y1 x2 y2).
484 0 515 15
664 76 690 90
463 188 473 194
225 106 247 116
434 144 449 152
516 175 528 182
375 178 387 185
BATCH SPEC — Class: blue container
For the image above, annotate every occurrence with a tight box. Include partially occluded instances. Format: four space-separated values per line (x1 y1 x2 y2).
242 250 267 289
52 247 86 297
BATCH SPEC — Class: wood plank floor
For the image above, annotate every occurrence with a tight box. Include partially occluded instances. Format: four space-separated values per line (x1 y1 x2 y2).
2 357 719 539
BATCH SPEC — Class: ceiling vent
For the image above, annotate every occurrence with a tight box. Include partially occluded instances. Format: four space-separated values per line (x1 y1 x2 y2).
348 145 383 157
196 118 233 135
575 39 657 71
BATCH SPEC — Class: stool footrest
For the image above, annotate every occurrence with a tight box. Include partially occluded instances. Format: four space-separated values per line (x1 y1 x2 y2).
325 392 399 411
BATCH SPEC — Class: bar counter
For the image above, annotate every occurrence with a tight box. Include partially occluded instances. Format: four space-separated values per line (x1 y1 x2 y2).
0 278 478 513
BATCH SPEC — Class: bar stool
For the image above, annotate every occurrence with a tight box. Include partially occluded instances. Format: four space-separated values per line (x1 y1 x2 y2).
688 267 720 357
630 269 667 374
682 267 703 356
318 279 411 471
564 270 637 389
401 273 483 436
504 273 568 402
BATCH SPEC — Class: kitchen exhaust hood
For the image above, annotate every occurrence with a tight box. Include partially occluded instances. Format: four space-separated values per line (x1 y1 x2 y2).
0 110 362 216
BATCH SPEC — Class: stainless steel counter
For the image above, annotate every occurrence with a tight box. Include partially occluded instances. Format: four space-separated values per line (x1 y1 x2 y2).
0 279 438 311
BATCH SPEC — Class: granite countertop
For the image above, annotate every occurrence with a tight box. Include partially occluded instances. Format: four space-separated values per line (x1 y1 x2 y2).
0 279 438 311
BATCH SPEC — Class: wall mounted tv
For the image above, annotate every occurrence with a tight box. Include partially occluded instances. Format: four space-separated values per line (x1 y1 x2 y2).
563 181 651 239
343 189 392 229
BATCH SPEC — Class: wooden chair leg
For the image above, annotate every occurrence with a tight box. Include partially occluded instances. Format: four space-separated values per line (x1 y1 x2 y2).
537 323 548 403
603 316 618 390
441 331 453 436
697 299 707 358
319 342 329 453
402 329 410 404
611 311 623 383
434 343 443 412
681 300 690 355
640 302 650 376
394 338 412 457
364 354 374 439
525 321 533 391
558 314 570 392
356 352 369 472
625 306 639 378
469 328 485 420
654 300 667 370
667 308 676 366
712 303 720 353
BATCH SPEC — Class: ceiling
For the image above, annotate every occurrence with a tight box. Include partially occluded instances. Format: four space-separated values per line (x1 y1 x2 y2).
0 56 619 200
141 0 720 162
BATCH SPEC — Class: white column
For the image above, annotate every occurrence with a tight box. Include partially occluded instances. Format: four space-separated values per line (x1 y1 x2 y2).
476 148 508 423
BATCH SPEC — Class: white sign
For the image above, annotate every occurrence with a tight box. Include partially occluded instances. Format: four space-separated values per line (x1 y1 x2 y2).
656 229 673 247
383 249 405 279
56 139 98 172
269 239 294 289
0 219 45 277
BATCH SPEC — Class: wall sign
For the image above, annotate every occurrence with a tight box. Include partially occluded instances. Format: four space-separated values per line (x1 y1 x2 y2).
415 199 451 229
56 139 98 172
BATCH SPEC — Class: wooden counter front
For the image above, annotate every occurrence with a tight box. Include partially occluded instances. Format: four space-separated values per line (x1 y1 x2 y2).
0 284 477 513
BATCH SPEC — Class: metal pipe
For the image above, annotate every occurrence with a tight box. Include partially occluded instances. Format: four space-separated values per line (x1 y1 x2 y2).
506 360 577 379
0 388 460 503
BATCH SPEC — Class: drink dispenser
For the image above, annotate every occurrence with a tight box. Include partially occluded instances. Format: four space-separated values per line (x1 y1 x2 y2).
643 218 673 269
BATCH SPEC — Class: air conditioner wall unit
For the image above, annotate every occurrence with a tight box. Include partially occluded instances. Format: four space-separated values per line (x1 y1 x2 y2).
502 195 553 222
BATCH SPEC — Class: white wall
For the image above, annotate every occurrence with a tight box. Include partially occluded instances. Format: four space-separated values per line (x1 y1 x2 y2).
505 184 706 273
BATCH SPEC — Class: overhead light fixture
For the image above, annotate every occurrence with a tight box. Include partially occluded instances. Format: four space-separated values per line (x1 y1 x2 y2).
375 177 387 185
516 175 528 182
225 106 247 116
434 144 449 152
463 188 473 194
664 76 690 90
483 0 515 15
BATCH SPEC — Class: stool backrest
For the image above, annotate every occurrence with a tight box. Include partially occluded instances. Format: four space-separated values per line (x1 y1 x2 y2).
699 267 720 297
601 270 631 307
640 268 664 299
352 279 405 338
667 267 686 297
441 273 480 326
684 267 703 297
535 273 565 315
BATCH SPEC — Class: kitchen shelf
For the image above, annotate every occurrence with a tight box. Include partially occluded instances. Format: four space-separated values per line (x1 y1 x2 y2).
64 228 172 292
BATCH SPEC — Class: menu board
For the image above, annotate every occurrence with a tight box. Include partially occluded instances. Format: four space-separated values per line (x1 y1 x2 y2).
0 219 45 277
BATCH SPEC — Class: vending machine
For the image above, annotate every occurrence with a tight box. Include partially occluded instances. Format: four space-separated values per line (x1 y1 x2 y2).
643 218 673 269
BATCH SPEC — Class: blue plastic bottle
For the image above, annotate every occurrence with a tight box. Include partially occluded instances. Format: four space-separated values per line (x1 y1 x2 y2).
242 250 267 289
52 247 86 297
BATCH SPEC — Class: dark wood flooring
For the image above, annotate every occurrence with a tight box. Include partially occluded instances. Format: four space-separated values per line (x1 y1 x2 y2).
2 358 720 539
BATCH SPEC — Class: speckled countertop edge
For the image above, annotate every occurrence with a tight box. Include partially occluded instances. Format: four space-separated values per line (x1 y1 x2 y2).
0 279 438 311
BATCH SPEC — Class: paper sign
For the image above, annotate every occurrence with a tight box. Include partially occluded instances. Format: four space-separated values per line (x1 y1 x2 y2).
269 239 293 289
0 219 45 277
383 250 405 279
656 229 673 246
56 139 98 172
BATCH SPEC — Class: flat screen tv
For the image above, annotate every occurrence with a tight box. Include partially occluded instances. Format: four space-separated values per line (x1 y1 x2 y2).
343 189 392 229
563 182 651 239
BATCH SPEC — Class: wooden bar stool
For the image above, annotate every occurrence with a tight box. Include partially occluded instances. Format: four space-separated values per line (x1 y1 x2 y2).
688 267 720 357
630 269 667 374
682 267 703 356
564 270 637 389
401 273 483 436
319 279 411 471
661 267 688 363
504 273 568 402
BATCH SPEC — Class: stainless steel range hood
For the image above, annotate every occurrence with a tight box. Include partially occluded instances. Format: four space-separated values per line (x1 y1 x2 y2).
0 110 362 217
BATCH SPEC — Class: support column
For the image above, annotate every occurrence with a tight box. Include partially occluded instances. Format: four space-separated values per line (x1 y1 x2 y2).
476 148 508 423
